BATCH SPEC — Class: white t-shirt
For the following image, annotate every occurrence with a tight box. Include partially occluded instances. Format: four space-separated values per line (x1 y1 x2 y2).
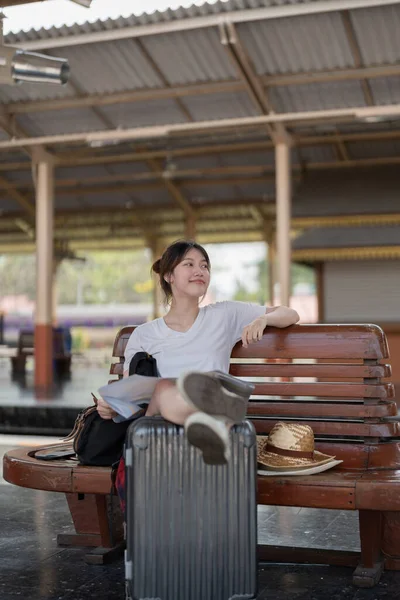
123 301 266 378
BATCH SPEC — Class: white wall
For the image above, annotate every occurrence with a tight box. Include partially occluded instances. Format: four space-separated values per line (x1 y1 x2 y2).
324 260 400 322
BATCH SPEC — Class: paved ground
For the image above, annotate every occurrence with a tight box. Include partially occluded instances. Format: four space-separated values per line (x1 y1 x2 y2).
2 435 400 600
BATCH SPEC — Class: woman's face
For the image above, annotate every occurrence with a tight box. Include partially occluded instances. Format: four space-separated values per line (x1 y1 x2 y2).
167 248 210 300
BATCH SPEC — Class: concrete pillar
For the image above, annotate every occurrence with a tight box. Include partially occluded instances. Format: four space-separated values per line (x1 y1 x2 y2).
275 141 292 306
185 215 196 240
149 239 164 320
266 234 275 306
34 158 54 391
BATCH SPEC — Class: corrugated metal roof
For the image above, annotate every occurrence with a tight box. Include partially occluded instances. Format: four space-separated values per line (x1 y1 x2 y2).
351 5 400 65
297 145 337 163
235 181 275 198
293 225 400 249
348 139 400 159
217 151 275 167
1 0 400 251
293 166 400 217
270 80 367 112
181 91 258 120
0 198 17 212
0 79 75 103
4 1 319 45
182 182 241 201
141 29 237 84
54 39 165 94
238 12 354 75
16 108 107 136
368 76 400 105
99 98 189 127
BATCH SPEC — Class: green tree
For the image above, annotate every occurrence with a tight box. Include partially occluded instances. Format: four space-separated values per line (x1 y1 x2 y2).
0 250 153 304
0 255 36 299
233 258 315 304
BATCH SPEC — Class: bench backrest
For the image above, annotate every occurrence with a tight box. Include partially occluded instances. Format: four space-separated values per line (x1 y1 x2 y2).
110 324 397 471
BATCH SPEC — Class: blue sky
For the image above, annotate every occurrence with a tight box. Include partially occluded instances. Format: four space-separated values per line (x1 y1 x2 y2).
2 0 222 34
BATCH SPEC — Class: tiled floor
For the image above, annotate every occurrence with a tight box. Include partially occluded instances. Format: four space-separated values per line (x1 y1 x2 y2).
2 437 400 600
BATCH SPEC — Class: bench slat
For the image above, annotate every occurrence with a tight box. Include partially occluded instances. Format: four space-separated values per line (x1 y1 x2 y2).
252 419 400 437
230 363 392 379
231 324 388 360
112 324 389 362
257 471 360 510
248 400 398 419
251 382 394 399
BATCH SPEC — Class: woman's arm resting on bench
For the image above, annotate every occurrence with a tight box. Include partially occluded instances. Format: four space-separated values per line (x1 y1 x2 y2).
242 306 299 347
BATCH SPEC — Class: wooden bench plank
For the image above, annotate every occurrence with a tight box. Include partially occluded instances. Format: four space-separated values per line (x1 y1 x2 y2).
231 324 389 360
251 382 394 398
230 363 392 379
252 419 400 437
257 471 359 509
247 400 398 419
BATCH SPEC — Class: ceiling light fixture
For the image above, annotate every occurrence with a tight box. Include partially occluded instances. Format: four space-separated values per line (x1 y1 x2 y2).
0 14 70 85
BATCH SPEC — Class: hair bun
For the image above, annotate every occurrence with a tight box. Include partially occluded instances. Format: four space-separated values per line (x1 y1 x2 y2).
152 258 162 274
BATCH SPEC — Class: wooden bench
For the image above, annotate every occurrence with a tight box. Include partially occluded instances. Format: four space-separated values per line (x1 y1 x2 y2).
11 329 72 377
3 323 400 587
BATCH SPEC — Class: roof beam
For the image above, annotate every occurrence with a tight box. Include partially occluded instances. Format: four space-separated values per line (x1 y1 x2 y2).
219 22 277 141
146 157 196 219
261 64 400 87
4 154 400 195
4 81 244 115
9 0 400 51
134 38 193 123
341 11 375 106
0 174 35 216
4 62 400 116
4 103 400 150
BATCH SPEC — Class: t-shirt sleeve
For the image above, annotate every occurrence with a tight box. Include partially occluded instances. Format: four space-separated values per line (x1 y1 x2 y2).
123 328 143 373
225 301 267 344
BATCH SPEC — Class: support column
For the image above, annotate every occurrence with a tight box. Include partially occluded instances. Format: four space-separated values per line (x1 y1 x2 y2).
275 140 292 307
267 234 275 306
185 214 196 240
35 158 54 392
148 238 164 320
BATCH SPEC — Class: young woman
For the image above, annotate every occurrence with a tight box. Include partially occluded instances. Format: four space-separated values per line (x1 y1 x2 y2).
97 240 299 465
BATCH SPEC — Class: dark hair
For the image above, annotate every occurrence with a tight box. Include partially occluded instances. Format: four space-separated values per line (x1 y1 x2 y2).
152 239 211 304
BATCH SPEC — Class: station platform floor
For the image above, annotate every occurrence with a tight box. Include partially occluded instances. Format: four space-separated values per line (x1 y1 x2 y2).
1 433 400 600
1 356 400 598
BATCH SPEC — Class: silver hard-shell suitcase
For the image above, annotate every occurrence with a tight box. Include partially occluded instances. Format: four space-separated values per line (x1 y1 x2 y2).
125 416 257 600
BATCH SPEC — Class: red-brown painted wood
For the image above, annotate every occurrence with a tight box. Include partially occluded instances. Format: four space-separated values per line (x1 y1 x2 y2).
248 401 397 419
252 419 400 438
231 324 389 360
250 382 394 398
230 363 392 379
257 471 358 509
382 512 400 558
113 324 389 361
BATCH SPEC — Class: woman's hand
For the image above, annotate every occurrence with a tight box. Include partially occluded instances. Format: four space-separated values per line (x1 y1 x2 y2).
97 396 118 420
241 315 268 348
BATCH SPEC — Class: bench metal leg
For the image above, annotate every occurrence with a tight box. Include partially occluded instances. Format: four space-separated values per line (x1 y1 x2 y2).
59 492 124 564
353 510 384 588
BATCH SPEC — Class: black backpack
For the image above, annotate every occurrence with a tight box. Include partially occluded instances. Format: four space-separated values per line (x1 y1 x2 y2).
65 352 158 466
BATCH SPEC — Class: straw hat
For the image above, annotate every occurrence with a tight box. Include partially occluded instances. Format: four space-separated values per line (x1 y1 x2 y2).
257 422 336 471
